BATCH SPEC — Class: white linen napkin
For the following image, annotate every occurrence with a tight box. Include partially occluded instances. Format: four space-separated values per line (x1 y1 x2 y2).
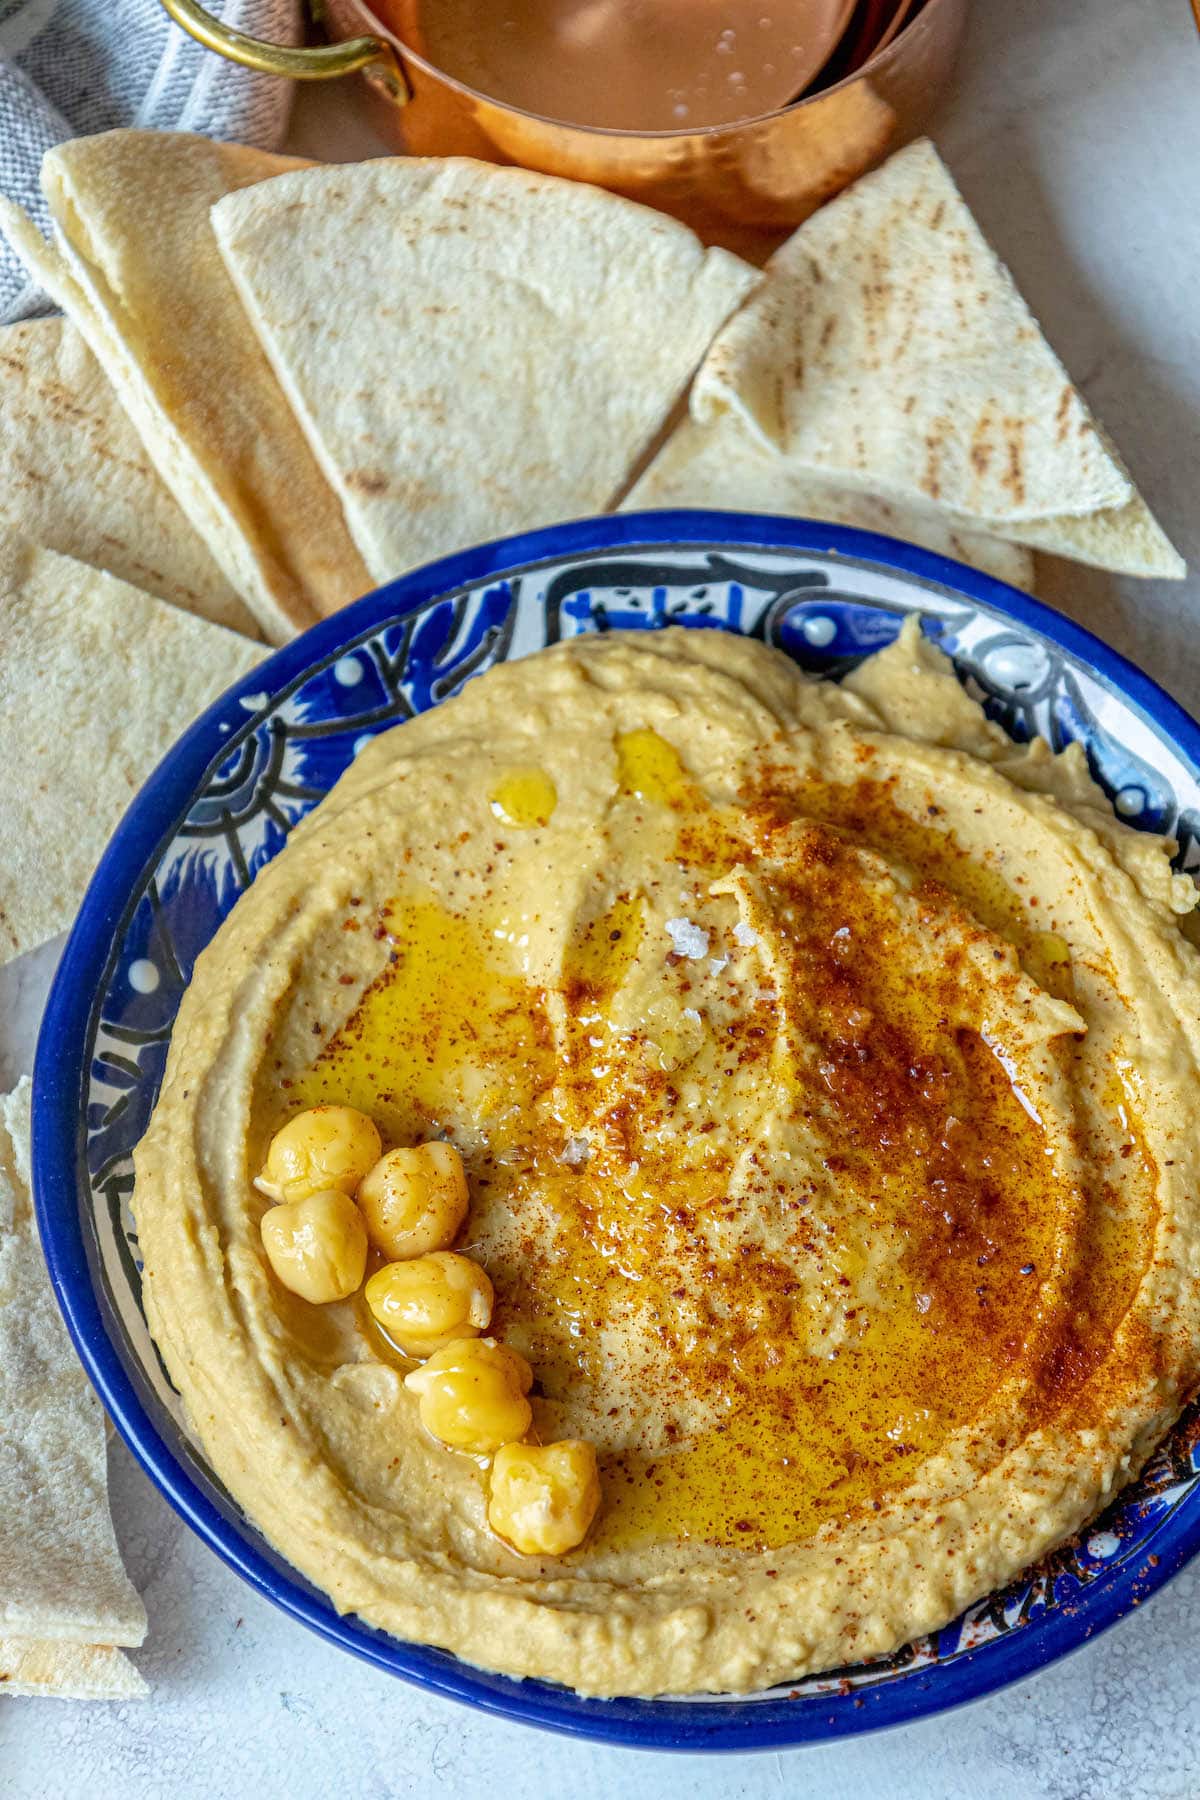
0 0 300 323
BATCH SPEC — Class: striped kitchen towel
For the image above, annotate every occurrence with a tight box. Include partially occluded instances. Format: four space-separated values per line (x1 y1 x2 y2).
0 0 300 323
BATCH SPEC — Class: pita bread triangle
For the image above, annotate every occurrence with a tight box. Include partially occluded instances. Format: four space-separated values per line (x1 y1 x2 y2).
211 157 759 584
0 131 373 642
0 1635 146 1701
0 532 264 965
690 139 1182 579
0 316 258 635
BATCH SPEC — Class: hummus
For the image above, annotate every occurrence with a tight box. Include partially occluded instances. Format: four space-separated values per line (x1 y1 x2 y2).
134 623 1200 1697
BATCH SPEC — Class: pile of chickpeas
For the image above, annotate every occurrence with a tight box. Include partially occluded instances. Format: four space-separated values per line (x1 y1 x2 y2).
255 1105 600 1557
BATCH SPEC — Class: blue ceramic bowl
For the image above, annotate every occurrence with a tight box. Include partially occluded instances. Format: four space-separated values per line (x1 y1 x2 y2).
32 513 1200 1751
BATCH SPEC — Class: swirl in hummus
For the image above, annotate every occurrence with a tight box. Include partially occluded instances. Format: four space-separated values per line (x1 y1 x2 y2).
133 622 1200 1697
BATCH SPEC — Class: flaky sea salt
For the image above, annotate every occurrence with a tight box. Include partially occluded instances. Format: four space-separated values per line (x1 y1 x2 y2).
732 920 759 948
665 918 709 959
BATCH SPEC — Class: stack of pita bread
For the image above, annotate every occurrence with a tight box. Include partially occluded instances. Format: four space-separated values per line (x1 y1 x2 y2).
0 539 263 1697
0 132 1181 665
0 1080 147 1698
0 128 1181 967
0 131 1182 1696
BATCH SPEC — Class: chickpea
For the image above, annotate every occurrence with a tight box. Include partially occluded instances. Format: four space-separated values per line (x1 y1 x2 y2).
487 1440 601 1557
365 1252 493 1358
404 1338 533 1455
260 1189 368 1304
357 1141 469 1260
255 1106 381 1205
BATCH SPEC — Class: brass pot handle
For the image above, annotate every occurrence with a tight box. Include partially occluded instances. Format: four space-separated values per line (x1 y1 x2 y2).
157 0 410 101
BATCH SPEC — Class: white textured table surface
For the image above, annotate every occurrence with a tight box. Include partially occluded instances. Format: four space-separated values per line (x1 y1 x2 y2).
4 1 1200 1793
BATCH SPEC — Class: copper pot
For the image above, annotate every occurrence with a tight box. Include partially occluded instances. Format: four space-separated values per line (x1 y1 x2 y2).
158 0 967 247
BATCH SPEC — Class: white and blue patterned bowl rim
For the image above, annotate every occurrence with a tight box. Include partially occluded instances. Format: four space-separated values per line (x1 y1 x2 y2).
32 512 1200 1752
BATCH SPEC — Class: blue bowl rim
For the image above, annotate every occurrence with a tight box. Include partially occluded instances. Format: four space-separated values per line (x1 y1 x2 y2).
31 509 1200 1752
